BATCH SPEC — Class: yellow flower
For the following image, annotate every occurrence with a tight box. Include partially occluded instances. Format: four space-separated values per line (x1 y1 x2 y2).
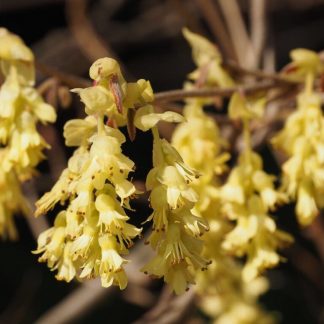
142 123 209 294
171 30 275 321
284 48 324 81
221 93 292 281
172 97 273 323
74 57 173 130
0 28 35 86
0 150 29 239
34 58 153 289
0 34 56 177
63 116 97 146
182 28 234 88
98 235 128 289
0 29 56 239
228 92 266 121
172 101 229 177
273 50 324 225
142 221 207 295
3 111 49 177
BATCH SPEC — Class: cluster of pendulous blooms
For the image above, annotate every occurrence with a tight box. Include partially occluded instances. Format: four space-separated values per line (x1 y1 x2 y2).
34 57 202 291
272 49 324 226
222 93 293 282
141 125 210 294
0 28 56 239
172 29 274 323
5 25 324 322
172 99 273 323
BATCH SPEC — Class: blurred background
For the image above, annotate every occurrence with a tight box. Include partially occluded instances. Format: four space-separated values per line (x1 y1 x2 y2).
1 0 324 323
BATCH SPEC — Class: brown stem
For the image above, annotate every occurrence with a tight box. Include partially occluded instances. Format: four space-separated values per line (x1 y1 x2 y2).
194 0 237 62
223 60 299 85
36 61 91 88
133 286 195 324
65 0 115 62
154 81 296 103
250 0 267 69
218 0 255 67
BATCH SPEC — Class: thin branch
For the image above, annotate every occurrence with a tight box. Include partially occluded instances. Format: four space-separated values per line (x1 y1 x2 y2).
65 0 133 79
194 0 237 62
35 242 152 324
133 286 195 324
36 61 91 89
35 280 113 324
154 81 297 103
167 0 205 35
218 0 255 68
250 0 267 69
223 60 298 84
65 0 116 62
263 43 276 73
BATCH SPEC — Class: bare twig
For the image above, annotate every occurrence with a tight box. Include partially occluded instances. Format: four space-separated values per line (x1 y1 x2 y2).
250 0 267 69
154 81 296 103
194 0 237 62
133 286 195 324
263 43 276 73
36 61 91 89
218 0 255 68
223 60 298 84
167 0 205 35
35 280 113 324
35 241 153 324
65 0 116 62
65 0 133 79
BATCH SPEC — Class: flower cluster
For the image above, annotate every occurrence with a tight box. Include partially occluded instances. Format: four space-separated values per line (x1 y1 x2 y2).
272 49 324 225
34 58 149 288
170 30 278 322
0 151 29 239
34 57 192 290
183 28 234 88
0 28 56 239
222 93 293 282
198 259 274 324
142 126 210 294
4 27 319 321
170 30 274 323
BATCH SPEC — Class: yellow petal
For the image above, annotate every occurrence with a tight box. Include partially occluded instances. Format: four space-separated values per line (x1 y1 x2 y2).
134 105 184 131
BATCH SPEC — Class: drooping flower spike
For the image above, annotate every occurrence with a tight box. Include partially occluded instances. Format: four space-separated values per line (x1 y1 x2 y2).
222 92 293 282
34 57 200 291
0 28 56 239
172 29 274 323
35 58 150 288
272 49 324 225
141 126 210 294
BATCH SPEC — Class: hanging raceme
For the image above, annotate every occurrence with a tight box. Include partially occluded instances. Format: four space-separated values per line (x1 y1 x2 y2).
141 125 210 295
34 57 200 291
182 28 235 88
172 29 273 323
0 28 56 239
3 23 322 322
272 49 324 226
172 99 273 323
222 92 293 282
